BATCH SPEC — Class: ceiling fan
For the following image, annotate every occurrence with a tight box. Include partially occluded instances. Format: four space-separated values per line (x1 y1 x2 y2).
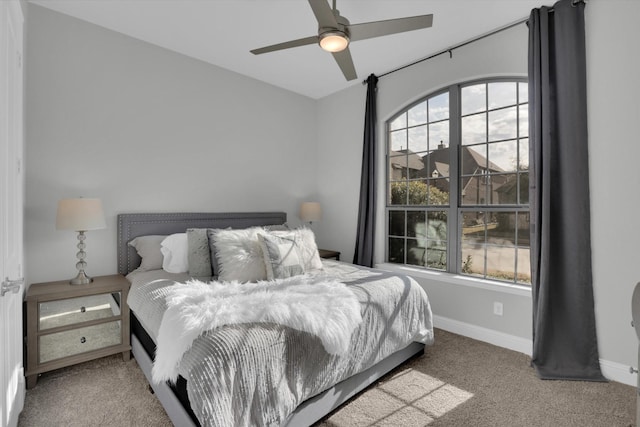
250 0 433 81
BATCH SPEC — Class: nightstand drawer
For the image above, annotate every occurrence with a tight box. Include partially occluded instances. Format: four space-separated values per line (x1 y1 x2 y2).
39 292 121 330
39 320 122 364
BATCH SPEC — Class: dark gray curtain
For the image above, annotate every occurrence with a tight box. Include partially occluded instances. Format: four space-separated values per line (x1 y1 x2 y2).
528 0 605 381
353 74 378 267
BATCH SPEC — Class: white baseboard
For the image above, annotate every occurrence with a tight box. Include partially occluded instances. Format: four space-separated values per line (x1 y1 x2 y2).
433 314 533 356
433 315 635 387
599 359 635 387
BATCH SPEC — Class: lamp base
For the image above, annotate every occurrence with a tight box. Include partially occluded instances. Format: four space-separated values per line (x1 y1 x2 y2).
70 271 93 285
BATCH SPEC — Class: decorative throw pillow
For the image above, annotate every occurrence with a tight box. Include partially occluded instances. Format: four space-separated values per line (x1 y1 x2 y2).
128 235 166 272
211 227 267 282
186 228 212 279
161 233 189 274
270 228 323 272
264 223 290 232
258 233 305 280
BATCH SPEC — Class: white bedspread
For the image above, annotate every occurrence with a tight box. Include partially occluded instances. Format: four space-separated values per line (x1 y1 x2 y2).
128 261 434 427
152 276 362 383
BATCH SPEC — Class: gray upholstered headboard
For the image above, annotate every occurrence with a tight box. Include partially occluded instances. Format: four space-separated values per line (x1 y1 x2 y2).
117 212 287 275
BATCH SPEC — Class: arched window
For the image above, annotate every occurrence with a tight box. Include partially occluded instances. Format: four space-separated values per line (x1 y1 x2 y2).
386 78 531 284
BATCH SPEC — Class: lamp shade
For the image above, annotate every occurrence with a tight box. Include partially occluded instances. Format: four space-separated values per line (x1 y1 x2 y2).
300 202 322 223
56 198 106 231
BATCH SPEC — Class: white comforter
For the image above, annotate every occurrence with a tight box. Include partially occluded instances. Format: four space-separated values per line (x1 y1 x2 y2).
128 261 434 427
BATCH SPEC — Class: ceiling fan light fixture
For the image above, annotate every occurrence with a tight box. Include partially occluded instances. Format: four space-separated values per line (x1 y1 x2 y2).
319 30 349 53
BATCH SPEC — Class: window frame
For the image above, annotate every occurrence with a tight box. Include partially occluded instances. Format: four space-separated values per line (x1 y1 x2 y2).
385 77 530 285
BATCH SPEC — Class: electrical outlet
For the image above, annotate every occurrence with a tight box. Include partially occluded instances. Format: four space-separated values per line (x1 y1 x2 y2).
493 301 503 316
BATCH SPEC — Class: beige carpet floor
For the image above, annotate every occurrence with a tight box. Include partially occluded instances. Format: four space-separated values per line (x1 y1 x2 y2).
19 329 635 426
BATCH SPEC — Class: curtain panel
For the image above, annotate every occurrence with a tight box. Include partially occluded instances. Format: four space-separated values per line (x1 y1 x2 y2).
353 74 378 267
528 0 605 381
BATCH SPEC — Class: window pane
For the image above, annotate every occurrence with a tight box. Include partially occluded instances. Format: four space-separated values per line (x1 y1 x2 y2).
430 156 450 178
428 211 447 232
426 247 447 270
407 180 428 206
461 84 486 115
390 129 407 151
429 120 449 150
388 238 405 264
518 82 528 104
488 140 517 172
517 247 531 284
518 173 529 205
493 173 517 205
427 179 449 205
519 104 529 138
407 239 425 266
518 138 529 170
429 93 449 121
389 181 407 205
407 211 426 238
486 245 516 282
517 212 531 247
390 113 407 131
488 106 517 142
408 102 427 127
461 243 484 277
389 210 405 236
460 174 488 205
388 155 408 180
485 212 517 281
460 212 486 276
408 152 426 179
488 82 517 109
462 145 487 173
462 211 487 233
461 113 486 145
408 125 428 153
489 213 516 243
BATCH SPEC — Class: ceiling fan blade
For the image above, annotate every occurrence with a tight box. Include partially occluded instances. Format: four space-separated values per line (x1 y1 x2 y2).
348 14 433 42
308 0 338 29
332 48 357 81
250 36 318 55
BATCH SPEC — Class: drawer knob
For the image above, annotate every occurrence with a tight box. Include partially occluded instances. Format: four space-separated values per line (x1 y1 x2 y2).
80 306 86 313
80 337 86 344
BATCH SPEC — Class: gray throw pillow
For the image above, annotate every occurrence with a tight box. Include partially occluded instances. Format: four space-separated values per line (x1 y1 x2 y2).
187 228 212 280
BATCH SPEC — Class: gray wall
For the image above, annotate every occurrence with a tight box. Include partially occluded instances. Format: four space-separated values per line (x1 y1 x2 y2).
315 0 640 381
25 5 318 284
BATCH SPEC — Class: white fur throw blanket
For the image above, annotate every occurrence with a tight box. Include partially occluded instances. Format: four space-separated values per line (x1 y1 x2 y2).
152 276 362 383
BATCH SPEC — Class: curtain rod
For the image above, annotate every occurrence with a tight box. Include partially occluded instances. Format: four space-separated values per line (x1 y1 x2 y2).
364 0 586 84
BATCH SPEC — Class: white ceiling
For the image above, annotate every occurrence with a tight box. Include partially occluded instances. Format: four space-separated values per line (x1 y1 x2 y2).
30 0 546 99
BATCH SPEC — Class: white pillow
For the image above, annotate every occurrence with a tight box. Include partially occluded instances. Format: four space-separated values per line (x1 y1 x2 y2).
128 235 166 272
258 233 305 280
211 227 267 282
270 228 323 272
160 233 189 273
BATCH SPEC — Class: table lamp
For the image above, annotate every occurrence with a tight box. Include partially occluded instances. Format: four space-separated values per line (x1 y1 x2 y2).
300 202 321 226
56 198 106 285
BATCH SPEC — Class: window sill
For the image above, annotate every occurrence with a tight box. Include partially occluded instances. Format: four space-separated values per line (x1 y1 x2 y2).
375 263 533 297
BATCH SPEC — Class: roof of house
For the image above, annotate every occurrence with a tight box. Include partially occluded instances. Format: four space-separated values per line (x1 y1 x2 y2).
389 149 425 171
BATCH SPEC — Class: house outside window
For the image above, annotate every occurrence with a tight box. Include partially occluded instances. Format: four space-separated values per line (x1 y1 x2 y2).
386 78 531 284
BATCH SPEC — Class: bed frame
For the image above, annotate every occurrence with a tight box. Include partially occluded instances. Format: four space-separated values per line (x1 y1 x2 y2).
117 212 425 426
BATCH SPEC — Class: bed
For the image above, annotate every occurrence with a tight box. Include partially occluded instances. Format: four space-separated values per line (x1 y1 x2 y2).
117 212 433 426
